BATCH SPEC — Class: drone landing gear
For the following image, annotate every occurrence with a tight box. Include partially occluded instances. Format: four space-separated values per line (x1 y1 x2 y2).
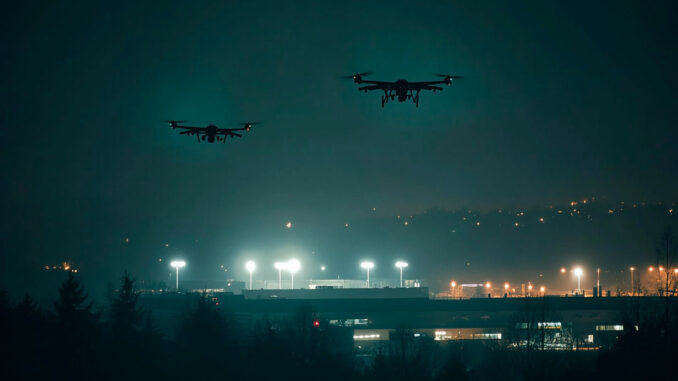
381 90 393 108
413 91 420 108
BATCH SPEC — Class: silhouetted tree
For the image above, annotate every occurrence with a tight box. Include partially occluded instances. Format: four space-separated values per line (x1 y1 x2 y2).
110 271 144 336
434 355 468 381
9 293 51 380
106 272 158 381
53 272 101 380
0 290 10 361
654 226 676 295
174 294 235 381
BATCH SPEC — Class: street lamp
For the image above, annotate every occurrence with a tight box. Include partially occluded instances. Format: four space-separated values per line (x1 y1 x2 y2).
245 260 256 290
450 280 457 297
629 267 635 296
528 283 533 297
573 267 583 295
361 261 374 288
287 258 300 289
395 261 408 288
274 261 286 289
539 286 546 296
170 260 186 291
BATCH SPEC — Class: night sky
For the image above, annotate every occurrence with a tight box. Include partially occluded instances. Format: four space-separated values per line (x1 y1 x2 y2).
2 1 677 296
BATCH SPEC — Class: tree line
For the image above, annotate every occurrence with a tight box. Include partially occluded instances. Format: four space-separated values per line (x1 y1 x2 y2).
2 270 678 380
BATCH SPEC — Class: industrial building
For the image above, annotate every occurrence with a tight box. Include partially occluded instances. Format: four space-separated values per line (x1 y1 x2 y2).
141 286 644 354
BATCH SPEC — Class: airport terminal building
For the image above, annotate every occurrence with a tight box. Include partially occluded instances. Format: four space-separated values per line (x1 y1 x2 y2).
141 286 640 353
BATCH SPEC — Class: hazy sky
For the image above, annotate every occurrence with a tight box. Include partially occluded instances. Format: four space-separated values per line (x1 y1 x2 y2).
2 1 677 291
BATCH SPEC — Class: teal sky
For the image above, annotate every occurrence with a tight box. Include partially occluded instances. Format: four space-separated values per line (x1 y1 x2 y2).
2 1 676 290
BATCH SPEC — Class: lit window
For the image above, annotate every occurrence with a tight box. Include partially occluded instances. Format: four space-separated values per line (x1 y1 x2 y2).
595 325 624 331
471 333 502 340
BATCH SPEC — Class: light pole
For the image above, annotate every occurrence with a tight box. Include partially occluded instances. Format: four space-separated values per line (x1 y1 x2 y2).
629 267 635 296
245 260 256 290
361 261 374 288
597 267 600 297
395 261 408 288
450 281 457 298
274 262 286 289
287 258 300 289
574 267 583 295
170 260 186 291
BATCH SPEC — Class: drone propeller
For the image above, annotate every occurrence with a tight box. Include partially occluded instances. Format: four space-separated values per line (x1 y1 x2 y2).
433 74 463 79
162 120 187 128
239 121 261 131
340 72 373 79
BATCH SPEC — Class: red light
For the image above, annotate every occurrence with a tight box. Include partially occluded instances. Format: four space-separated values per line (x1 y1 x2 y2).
313 320 320 327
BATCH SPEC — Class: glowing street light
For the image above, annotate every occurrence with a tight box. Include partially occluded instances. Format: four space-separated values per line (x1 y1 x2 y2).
287 258 300 289
274 262 286 289
395 261 408 288
539 286 546 296
560 267 567 274
245 260 256 290
361 261 374 288
629 267 635 296
573 267 583 295
170 260 186 290
485 281 491 289
528 283 533 297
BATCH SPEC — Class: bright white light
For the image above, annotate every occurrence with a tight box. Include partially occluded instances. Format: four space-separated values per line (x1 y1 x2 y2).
170 260 186 290
245 260 256 272
353 334 380 340
574 267 583 277
285 221 292 229
274 261 287 271
170 260 186 268
320 265 326 271
395 261 408 269
360 261 374 269
245 260 256 290
287 258 301 274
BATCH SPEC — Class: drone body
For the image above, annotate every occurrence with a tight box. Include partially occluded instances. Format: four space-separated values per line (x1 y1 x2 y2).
345 72 462 107
165 120 258 143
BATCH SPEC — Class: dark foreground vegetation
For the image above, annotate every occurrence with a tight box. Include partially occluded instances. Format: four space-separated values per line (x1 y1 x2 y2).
2 272 678 381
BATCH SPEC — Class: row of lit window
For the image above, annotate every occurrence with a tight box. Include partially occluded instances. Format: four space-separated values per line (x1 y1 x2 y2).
353 334 380 340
